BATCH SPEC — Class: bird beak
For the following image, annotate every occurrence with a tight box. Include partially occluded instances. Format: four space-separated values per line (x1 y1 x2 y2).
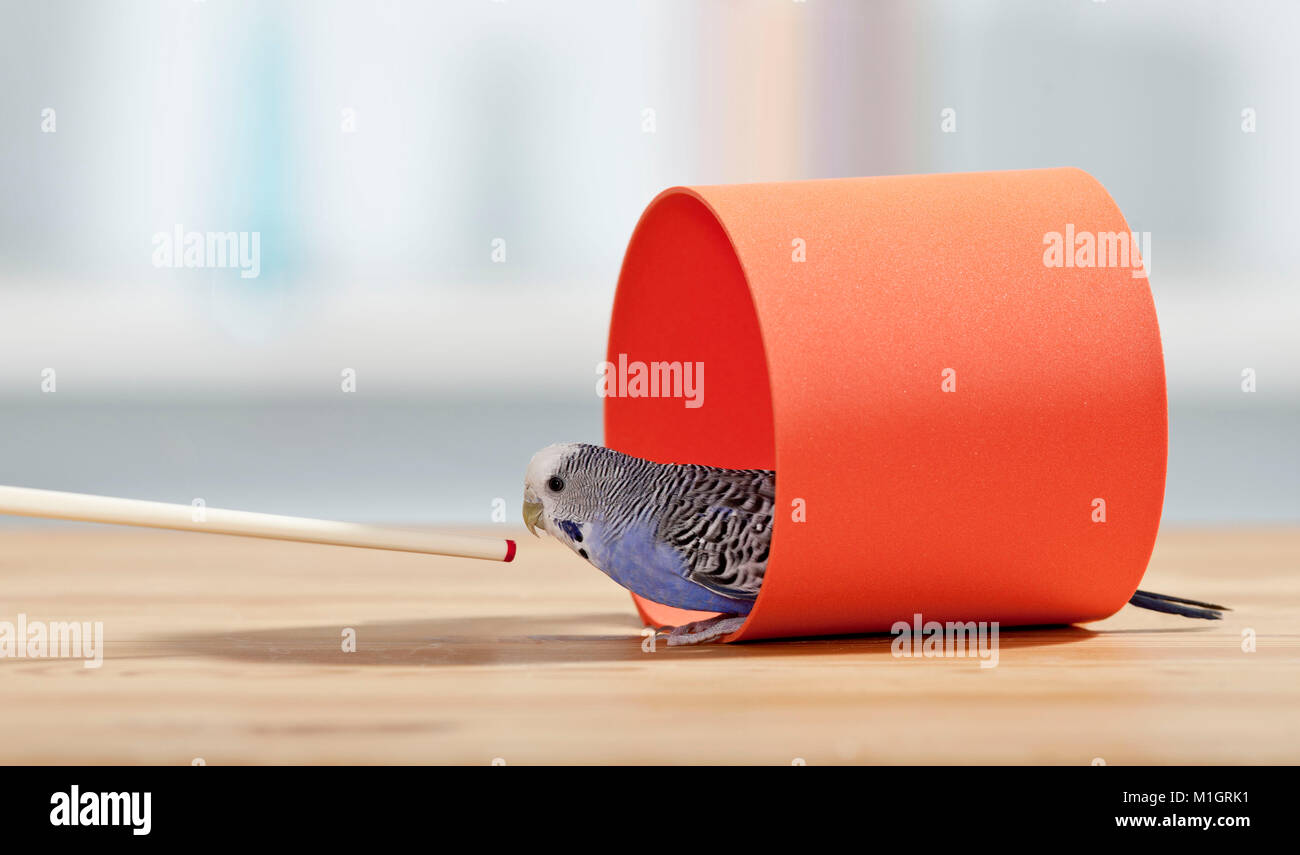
522 500 544 537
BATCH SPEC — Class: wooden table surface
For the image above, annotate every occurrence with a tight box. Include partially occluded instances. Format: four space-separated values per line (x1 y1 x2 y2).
1 526 1296 764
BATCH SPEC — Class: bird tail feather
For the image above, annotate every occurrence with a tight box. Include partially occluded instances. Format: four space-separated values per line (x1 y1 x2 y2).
1128 589 1228 620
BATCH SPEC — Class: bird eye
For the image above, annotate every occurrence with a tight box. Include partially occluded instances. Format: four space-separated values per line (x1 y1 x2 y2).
547 476 565 492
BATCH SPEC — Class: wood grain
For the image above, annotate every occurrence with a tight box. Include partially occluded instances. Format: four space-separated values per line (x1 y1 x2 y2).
0 525 1296 764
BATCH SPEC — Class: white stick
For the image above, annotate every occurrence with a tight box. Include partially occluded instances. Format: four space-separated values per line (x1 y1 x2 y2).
0 485 515 562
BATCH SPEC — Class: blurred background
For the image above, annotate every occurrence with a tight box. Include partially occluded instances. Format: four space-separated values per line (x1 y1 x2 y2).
0 0 1295 525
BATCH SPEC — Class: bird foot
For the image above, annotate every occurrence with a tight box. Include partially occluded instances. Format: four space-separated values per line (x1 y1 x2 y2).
663 615 747 646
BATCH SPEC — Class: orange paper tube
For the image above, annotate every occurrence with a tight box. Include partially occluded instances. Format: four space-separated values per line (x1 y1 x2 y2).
604 168 1166 643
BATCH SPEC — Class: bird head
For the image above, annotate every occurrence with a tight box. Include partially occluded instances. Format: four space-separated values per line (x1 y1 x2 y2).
522 442 610 552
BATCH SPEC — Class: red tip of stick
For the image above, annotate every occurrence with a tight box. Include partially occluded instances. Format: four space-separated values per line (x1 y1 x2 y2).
504 539 517 562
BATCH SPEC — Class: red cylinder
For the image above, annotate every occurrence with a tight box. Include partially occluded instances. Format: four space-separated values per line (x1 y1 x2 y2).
604 168 1166 642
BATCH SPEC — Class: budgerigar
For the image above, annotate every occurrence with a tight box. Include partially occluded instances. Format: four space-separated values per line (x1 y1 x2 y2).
522 442 1228 645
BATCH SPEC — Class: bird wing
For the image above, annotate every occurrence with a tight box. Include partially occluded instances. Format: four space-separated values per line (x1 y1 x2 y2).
654 466 775 601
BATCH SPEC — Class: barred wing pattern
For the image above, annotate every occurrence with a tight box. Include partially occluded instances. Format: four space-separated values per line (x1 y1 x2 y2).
653 465 776 601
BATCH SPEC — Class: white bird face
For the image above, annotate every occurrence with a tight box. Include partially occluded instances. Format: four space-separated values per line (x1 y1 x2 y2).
523 442 647 563
522 442 585 542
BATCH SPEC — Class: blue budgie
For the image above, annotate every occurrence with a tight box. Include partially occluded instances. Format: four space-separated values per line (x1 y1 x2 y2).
523 443 771 644
523 443 1228 646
